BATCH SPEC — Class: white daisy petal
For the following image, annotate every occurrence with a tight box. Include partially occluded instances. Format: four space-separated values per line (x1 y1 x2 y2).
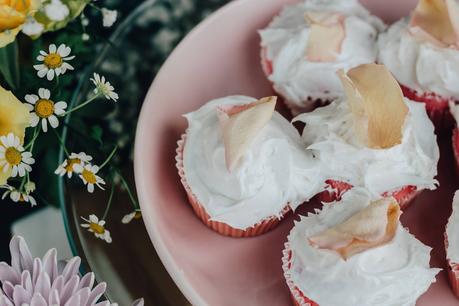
49 44 57 53
48 115 59 129
37 68 48 78
41 119 48 132
46 69 55 81
30 114 40 127
25 94 39 104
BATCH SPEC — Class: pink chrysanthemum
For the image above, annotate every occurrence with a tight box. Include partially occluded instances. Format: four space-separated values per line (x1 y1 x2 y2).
0 236 143 306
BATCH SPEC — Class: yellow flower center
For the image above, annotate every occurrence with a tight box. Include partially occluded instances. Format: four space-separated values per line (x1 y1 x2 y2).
44 53 63 69
82 169 97 184
65 158 81 173
35 99 54 118
89 222 105 234
134 211 142 219
5 147 21 165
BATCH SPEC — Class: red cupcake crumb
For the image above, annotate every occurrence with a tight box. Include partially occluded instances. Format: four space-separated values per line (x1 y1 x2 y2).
400 85 455 131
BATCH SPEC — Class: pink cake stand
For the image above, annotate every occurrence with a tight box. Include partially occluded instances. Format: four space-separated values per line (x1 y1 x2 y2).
134 0 459 305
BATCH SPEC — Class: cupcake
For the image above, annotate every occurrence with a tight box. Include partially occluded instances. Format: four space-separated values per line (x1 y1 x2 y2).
446 190 459 298
378 0 459 130
294 63 439 208
283 188 440 306
259 0 384 115
176 95 322 237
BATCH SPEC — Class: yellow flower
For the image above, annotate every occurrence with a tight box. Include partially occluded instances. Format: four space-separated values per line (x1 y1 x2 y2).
0 0 41 47
0 85 30 184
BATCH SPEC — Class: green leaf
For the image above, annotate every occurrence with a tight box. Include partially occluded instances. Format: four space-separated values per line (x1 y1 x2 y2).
0 41 20 89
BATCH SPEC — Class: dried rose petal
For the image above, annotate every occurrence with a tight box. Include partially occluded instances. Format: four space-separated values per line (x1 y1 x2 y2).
218 96 276 171
309 197 401 260
338 64 408 149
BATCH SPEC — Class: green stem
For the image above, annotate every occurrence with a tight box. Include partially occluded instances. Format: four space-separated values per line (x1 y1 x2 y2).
52 128 70 157
117 170 139 209
24 127 40 151
102 183 115 220
62 93 101 116
99 146 118 170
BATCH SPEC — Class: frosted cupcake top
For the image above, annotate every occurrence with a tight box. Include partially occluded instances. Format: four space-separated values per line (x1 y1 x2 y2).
182 96 323 230
259 0 384 108
294 64 439 197
287 188 440 306
295 98 439 197
447 191 459 263
378 0 459 99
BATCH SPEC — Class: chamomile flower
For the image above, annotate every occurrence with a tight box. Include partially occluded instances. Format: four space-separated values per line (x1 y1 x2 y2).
1 185 37 207
0 133 34 178
122 209 142 224
44 0 69 21
90 73 119 102
101 8 118 27
80 214 112 243
25 88 67 132
34 44 75 81
79 164 105 193
55 152 92 178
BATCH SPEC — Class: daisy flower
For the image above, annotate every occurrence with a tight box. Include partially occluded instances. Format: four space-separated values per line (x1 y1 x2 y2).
101 8 118 27
55 152 92 178
34 44 75 81
79 164 106 193
0 133 34 178
1 185 37 207
80 214 112 243
44 0 70 21
90 73 119 102
122 209 142 224
25 88 67 132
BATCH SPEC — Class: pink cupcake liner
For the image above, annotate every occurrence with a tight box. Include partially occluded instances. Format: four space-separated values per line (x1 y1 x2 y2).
444 234 459 298
317 180 420 209
282 242 319 306
401 84 455 132
260 47 330 116
176 134 291 238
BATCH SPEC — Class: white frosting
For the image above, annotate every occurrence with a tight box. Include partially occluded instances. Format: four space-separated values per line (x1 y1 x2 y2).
378 18 459 100
259 0 385 108
288 188 440 306
294 98 439 197
183 96 323 230
447 191 459 263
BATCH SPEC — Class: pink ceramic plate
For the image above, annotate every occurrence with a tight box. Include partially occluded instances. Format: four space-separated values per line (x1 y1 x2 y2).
134 0 459 305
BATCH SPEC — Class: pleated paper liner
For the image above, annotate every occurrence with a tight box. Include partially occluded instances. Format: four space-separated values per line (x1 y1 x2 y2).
445 234 459 298
176 134 291 238
282 242 319 306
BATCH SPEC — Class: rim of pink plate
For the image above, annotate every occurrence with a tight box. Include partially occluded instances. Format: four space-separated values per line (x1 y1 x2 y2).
134 1 254 305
